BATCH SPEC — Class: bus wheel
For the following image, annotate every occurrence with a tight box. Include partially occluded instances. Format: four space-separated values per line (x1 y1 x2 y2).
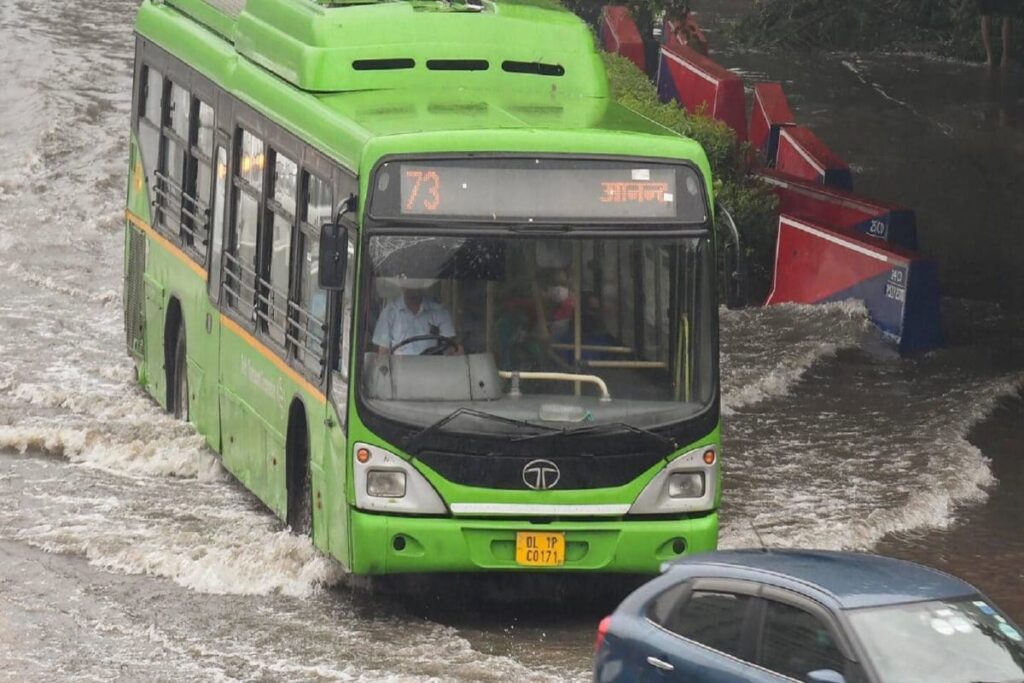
172 331 189 422
287 411 312 536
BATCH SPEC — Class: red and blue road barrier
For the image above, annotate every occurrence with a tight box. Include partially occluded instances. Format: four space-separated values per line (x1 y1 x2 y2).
596 5 941 353
775 126 853 191
655 43 748 142
750 82 796 165
759 168 918 251
767 214 943 354
600 6 646 74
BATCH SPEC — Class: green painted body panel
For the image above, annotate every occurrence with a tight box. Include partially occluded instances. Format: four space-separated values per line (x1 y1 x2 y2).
350 508 719 574
128 0 723 575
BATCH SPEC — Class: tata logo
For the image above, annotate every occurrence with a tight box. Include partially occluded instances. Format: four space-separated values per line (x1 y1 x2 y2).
522 459 560 490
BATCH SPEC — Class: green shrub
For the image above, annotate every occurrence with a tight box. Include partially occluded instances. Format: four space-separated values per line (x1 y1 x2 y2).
715 177 779 303
602 53 740 181
602 52 779 302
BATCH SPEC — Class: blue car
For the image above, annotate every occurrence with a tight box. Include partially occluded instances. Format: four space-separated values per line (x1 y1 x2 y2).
594 550 1024 683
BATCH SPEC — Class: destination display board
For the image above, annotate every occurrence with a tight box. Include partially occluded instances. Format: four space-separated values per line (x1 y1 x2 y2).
368 158 708 223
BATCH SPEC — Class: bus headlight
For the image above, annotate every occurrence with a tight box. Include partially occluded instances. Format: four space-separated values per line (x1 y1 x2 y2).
366 470 406 498
629 446 718 515
353 442 447 515
668 472 705 498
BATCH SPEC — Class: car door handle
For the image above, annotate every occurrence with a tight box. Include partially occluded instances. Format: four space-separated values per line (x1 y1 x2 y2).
646 656 675 672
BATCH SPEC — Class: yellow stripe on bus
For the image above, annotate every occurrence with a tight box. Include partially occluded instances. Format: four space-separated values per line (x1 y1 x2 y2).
125 209 327 405
220 315 327 405
125 209 208 281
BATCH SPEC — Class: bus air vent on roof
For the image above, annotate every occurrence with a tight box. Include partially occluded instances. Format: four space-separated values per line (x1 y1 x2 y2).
426 59 489 71
427 103 488 114
352 58 416 71
502 61 565 76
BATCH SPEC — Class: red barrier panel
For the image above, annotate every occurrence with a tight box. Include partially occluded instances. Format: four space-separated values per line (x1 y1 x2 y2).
775 126 852 190
766 214 942 354
750 83 795 164
600 6 646 73
655 44 748 142
758 168 917 250
662 16 708 56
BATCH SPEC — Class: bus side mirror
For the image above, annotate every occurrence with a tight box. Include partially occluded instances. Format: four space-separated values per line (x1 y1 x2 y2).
716 202 747 310
318 222 349 291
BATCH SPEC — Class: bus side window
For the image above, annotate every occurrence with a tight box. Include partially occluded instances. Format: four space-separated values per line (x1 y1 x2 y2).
293 171 332 376
266 151 297 349
208 145 228 302
159 80 189 238
137 65 163 219
181 97 214 261
225 128 264 322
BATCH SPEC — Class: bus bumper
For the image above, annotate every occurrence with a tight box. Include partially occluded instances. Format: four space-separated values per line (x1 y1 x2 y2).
348 509 719 574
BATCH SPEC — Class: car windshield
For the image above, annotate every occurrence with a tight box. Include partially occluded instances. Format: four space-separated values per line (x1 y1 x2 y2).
848 597 1024 683
358 232 715 435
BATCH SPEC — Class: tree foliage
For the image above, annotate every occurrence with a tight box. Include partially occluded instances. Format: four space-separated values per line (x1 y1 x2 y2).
730 0 1022 60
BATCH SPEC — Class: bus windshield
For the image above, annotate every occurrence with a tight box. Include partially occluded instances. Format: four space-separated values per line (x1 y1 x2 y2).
357 232 715 437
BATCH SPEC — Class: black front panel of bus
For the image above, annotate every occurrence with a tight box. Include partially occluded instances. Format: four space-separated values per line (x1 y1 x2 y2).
363 401 720 491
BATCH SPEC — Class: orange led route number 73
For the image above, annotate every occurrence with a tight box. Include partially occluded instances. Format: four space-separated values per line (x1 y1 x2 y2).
405 169 441 212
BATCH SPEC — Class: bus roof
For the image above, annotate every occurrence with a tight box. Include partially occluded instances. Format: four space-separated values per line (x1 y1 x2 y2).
163 0 606 96
136 0 713 191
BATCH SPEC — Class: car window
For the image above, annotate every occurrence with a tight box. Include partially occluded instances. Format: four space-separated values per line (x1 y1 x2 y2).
647 583 689 626
662 590 753 658
760 600 845 680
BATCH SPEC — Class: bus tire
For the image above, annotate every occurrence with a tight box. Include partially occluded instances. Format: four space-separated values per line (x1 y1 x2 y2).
172 330 189 422
286 408 312 536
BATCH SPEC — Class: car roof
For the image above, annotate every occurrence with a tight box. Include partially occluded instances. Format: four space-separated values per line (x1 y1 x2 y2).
665 550 977 610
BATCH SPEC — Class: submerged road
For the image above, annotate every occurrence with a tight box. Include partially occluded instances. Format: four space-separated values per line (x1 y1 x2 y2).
0 0 1022 680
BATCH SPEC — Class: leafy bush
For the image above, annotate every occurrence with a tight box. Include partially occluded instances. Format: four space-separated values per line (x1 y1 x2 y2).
602 52 779 302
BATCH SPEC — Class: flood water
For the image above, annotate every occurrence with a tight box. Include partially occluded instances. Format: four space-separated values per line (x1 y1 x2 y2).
0 0 1022 680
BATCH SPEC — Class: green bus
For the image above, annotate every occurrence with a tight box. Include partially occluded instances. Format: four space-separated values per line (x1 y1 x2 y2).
124 0 739 574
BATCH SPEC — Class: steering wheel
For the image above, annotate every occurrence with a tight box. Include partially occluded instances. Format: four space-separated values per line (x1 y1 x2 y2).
390 334 459 356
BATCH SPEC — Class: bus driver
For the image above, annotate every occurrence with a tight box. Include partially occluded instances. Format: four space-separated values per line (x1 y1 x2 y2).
372 277 459 355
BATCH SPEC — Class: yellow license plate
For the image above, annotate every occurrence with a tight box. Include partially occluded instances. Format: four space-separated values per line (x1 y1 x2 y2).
515 531 565 567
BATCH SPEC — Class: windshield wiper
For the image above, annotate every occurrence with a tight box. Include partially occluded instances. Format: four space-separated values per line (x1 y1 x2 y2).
511 421 677 450
402 407 557 455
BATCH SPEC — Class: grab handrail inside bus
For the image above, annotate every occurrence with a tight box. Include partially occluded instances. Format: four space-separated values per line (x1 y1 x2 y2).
499 370 612 402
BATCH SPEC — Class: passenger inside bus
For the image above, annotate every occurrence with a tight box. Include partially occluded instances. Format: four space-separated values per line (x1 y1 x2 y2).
554 291 620 363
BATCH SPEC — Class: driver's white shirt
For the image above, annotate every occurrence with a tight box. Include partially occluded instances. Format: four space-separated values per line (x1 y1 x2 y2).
372 297 455 355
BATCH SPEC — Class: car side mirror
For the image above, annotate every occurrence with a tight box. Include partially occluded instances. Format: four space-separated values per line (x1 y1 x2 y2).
318 222 349 291
807 670 846 683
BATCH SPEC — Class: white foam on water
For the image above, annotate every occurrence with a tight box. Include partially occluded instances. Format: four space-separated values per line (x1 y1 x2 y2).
0 423 218 480
721 370 1024 551
5 263 119 305
721 300 871 414
89 526 345 599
